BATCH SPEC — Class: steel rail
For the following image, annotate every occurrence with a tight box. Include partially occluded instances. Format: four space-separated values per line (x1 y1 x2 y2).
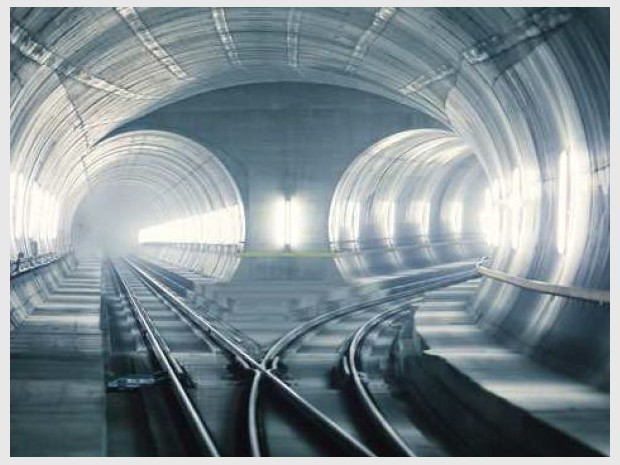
476 265 610 304
248 266 479 456
132 255 262 356
345 305 415 456
124 257 375 457
109 260 221 457
247 367 265 456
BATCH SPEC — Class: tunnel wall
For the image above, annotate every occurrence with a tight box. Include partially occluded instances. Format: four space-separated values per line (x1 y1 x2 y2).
10 254 77 330
9 7 609 387
448 11 610 388
114 83 445 250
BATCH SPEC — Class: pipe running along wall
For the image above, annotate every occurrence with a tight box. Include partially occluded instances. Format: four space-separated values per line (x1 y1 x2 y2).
9 7 609 385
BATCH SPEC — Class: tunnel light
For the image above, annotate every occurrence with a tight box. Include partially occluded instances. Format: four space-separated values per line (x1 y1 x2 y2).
47 196 59 242
138 206 242 245
16 178 61 252
284 197 292 249
521 168 539 201
353 202 361 242
557 150 569 254
492 180 502 247
40 192 57 245
389 202 396 240
10 172 16 209
27 182 42 237
510 168 522 250
421 201 430 237
380 200 396 240
450 201 463 236
411 201 430 237
481 189 491 245
491 179 500 201
272 196 302 249
346 201 361 244
480 187 500 247
272 197 286 248
10 172 25 241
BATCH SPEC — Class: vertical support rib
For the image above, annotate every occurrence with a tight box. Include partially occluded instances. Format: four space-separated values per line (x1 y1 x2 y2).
212 7 241 66
10 20 154 100
115 7 191 80
287 8 302 68
345 7 396 74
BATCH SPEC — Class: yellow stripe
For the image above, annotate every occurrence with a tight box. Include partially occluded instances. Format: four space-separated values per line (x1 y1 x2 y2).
240 250 336 258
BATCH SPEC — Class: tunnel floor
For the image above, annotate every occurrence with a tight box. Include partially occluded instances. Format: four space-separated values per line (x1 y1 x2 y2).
11 256 105 456
412 283 609 455
9 255 610 456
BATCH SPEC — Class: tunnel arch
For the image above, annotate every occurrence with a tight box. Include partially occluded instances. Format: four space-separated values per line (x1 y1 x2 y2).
328 129 491 281
12 129 247 281
9 7 609 385
10 8 608 283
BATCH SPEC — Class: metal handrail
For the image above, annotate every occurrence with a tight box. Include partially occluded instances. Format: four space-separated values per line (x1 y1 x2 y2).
476 264 610 305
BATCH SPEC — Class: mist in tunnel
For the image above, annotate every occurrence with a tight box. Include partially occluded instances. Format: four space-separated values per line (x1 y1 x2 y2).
10 128 247 280
71 185 151 256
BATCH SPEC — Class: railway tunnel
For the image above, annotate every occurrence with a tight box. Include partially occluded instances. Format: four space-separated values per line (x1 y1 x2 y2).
9 6 610 457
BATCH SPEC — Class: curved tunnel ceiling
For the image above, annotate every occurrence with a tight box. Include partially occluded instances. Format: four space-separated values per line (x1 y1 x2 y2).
9 7 610 386
10 8 608 275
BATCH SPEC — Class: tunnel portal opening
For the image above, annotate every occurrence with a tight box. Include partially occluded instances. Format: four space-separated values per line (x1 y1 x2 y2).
329 129 492 282
64 130 246 281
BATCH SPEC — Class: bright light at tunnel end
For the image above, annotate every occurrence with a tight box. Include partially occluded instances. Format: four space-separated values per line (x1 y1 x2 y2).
138 206 243 245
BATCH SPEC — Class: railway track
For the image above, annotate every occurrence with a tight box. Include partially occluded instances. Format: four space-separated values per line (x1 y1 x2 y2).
105 256 478 456
249 266 477 456
342 305 450 456
107 259 224 455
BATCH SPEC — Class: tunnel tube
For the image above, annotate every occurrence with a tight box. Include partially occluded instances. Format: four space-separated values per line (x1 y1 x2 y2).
80 130 245 280
329 129 490 281
9 7 609 386
12 129 246 280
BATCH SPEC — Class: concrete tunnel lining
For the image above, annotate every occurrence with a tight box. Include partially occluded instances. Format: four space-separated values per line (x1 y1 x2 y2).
9 6 610 437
